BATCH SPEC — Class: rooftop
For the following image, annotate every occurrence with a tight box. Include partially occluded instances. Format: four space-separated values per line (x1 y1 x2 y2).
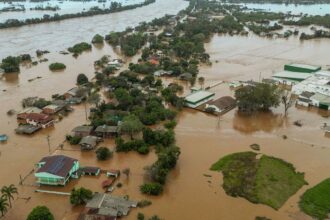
286 63 321 70
311 93 330 104
36 155 77 178
95 125 118 133
208 96 236 109
185 90 215 104
86 193 137 217
273 71 312 81
72 126 94 133
18 107 42 115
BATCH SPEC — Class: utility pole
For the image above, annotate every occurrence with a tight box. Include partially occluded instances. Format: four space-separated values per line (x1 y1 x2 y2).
46 135 51 155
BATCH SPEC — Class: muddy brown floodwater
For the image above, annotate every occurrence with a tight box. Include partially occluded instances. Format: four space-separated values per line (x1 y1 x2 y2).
0 0 189 59
0 30 330 220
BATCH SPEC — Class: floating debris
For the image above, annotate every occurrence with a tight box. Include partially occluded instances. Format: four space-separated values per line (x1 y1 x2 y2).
250 143 260 151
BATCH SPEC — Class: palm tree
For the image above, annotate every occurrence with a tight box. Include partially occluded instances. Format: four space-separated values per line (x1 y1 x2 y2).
0 195 9 217
1 184 18 208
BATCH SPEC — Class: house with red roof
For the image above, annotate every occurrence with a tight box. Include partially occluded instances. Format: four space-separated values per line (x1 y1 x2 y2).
25 113 54 128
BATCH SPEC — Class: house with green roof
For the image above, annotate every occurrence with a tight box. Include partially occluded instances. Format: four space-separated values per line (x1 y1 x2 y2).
184 90 215 108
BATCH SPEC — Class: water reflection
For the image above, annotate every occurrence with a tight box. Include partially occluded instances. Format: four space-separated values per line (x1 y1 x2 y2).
232 110 285 134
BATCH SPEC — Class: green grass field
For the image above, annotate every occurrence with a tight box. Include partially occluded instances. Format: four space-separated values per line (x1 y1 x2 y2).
299 178 330 220
211 151 307 210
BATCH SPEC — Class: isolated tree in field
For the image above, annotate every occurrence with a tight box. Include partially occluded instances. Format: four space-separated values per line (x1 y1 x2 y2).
0 196 8 217
1 184 18 207
119 115 144 140
76 73 89 85
281 90 294 116
27 206 54 220
70 187 93 205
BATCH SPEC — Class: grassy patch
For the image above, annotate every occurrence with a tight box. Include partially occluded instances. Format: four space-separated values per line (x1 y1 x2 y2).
299 178 330 220
255 156 307 209
211 152 307 210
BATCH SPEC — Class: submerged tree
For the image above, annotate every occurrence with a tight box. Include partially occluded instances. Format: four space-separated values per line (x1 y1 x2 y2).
1 184 18 208
281 90 295 116
70 187 93 205
0 196 8 217
27 206 54 220
119 115 144 140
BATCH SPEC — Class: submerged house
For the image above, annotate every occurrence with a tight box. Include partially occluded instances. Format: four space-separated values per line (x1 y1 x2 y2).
95 125 118 138
35 155 79 186
310 93 330 110
72 126 94 138
79 136 98 150
42 104 63 115
296 91 315 107
25 113 54 128
184 90 215 108
205 96 236 114
17 107 42 120
80 167 100 176
82 193 137 218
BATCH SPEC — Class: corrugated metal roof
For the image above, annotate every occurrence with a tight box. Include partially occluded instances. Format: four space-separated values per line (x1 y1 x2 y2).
185 90 215 103
273 71 312 80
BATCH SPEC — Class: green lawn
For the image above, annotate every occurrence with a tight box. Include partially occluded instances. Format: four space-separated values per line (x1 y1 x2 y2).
210 151 307 210
299 178 330 220
255 156 307 209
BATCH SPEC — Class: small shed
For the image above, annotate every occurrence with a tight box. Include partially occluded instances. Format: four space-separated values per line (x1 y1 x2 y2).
106 170 120 178
72 126 94 137
79 136 98 151
95 125 118 138
80 167 100 176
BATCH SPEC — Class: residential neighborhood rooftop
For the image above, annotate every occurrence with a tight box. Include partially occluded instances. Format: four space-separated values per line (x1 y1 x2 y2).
36 155 77 178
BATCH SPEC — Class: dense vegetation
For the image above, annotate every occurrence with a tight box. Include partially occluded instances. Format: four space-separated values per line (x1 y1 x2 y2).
0 0 156 29
235 83 281 113
70 187 93 205
299 178 330 220
27 206 54 220
211 152 307 209
68 42 92 56
49 62 66 71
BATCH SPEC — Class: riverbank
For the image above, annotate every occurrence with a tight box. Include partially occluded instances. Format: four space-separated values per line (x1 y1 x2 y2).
1 2 330 220
0 0 189 59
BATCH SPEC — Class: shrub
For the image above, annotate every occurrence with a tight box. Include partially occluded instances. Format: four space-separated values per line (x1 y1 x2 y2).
96 147 113 160
68 42 92 54
49 62 66 71
70 187 93 205
137 213 145 220
27 206 54 220
1 56 20 73
140 183 163 195
77 73 89 85
164 120 177 130
92 34 104 44
137 200 152 208
66 135 82 145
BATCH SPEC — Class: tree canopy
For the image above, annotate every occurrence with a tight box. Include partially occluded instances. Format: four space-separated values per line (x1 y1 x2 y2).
27 206 54 220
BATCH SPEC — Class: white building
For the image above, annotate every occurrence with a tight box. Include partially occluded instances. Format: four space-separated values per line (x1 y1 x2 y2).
184 90 215 108
292 72 330 97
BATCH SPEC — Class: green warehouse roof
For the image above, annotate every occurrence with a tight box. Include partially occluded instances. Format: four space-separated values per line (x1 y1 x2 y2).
273 71 312 82
185 90 215 104
284 63 321 73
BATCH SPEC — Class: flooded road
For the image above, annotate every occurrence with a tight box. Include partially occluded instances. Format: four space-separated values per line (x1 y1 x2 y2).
1 30 330 219
0 0 188 59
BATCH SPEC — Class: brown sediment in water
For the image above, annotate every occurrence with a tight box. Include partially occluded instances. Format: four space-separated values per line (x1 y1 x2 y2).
0 32 330 220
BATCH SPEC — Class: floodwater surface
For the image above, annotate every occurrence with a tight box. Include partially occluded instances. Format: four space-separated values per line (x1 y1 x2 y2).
0 0 189 59
0 22 330 220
